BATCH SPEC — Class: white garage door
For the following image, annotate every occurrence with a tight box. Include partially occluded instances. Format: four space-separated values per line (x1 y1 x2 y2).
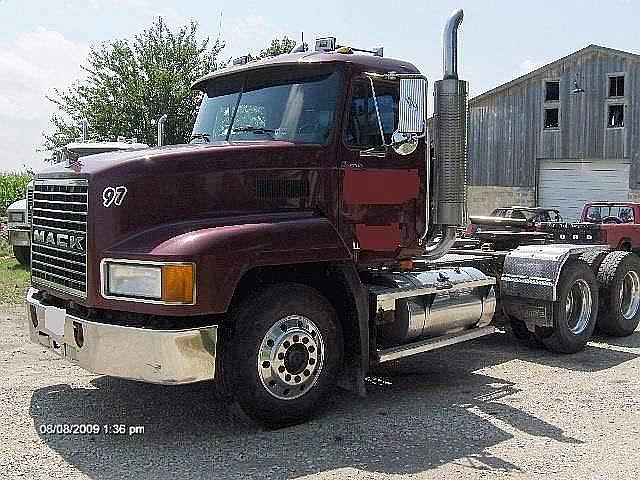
538 159 630 221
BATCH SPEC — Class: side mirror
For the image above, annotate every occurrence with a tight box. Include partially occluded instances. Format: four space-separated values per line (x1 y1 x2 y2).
393 77 427 155
397 78 427 134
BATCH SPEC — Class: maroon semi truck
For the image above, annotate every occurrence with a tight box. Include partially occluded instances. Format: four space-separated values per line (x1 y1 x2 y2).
25 10 640 427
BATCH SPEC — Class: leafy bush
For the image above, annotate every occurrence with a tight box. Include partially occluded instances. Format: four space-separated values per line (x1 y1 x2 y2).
0 172 32 216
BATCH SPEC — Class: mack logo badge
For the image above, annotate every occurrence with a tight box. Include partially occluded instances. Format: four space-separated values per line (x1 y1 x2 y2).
33 230 85 252
405 96 419 110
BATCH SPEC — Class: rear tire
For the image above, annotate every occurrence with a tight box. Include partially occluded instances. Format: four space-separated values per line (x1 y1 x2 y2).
508 316 544 348
597 251 640 337
579 250 607 272
12 246 30 267
219 283 342 428
542 261 598 354
509 316 531 341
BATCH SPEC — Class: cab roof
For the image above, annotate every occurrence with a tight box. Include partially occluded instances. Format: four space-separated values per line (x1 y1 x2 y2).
191 51 420 91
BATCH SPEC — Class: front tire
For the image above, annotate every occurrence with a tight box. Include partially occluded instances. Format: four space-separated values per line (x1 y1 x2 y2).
597 251 640 337
542 261 598 353
12 246 30 267
220 283 342 428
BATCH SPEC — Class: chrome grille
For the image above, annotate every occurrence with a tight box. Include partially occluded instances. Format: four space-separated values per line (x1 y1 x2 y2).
31 179 88 297
27 183 34 225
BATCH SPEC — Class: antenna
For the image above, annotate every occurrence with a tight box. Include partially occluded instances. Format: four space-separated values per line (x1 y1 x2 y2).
217 11 223 42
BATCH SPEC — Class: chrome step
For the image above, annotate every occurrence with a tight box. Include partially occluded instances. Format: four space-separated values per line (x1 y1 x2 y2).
376 326 496 363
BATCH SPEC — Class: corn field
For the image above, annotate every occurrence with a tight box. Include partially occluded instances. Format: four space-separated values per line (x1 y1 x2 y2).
0 172 32 216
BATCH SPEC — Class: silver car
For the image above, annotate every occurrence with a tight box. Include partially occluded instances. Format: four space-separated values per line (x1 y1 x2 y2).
7 195 30 266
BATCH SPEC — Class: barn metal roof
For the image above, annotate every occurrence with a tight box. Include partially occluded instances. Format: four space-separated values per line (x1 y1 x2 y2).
471 44 640 104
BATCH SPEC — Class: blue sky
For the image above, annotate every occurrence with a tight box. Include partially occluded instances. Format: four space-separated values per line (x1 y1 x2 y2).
1 0 639 171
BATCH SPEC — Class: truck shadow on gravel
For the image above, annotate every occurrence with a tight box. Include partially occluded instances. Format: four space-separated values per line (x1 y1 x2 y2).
29 331 638 479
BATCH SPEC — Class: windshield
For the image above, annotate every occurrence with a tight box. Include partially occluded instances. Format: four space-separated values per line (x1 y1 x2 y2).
585 205 634 223
191 68 341 145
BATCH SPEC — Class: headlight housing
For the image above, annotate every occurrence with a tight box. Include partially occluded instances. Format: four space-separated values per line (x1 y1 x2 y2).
102 260 195 304
8 212 25 223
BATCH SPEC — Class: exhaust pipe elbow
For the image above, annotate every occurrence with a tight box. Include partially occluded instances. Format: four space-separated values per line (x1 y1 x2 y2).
422 226 457 260
443 9 463 80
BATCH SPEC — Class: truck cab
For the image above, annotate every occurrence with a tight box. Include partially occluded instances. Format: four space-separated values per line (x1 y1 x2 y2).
25 21 472 423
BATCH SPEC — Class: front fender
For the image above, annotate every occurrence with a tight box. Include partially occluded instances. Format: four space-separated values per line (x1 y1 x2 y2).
104 213 352 314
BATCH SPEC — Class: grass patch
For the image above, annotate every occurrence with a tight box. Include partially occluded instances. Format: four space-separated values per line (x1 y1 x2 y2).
0 219 31 305
0 256 30 305
0 233 10 257
0 233 29 305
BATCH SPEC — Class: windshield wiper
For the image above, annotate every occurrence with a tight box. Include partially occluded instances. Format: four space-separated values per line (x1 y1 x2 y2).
231 126 276 139
190 132 211 143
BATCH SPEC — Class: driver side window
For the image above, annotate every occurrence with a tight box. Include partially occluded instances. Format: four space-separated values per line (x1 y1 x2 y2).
346 79 399 148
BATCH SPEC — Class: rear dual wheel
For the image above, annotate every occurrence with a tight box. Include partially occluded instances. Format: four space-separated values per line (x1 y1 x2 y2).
541 261 598 354
597 251 640 337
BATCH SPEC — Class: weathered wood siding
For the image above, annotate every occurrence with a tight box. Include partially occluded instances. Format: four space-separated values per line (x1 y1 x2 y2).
468 49 640 188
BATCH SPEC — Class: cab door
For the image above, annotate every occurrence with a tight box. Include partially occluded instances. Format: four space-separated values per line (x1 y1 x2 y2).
339 76 426 263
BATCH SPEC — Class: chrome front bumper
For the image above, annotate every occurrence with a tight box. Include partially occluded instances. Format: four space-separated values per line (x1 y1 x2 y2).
25 288 218 384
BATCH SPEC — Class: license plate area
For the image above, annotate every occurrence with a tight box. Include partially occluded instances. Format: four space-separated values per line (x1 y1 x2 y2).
43 305 66 336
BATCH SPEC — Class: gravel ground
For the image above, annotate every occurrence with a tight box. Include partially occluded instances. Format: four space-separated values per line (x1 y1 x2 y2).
1 305 639 480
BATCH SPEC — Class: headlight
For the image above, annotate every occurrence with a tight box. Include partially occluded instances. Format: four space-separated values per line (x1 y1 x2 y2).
103 260 195 304
8 212 25 223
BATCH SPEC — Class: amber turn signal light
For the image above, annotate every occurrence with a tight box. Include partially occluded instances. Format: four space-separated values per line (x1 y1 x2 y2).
162 264 195 303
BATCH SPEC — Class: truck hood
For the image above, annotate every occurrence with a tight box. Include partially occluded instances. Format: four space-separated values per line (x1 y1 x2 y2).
37 141 293 177
34 140 328 257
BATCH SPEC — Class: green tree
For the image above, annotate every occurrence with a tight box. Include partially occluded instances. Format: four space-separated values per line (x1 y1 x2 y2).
255 36 297 59
44 18 224 151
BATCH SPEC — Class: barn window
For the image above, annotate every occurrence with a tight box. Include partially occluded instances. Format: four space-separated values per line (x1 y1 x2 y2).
545 81 560 101
608 104 624 128
609 76 625 97
544 108 559 129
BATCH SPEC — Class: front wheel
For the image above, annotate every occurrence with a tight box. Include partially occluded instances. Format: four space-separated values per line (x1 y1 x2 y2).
542 261 598 353
219 283 342 428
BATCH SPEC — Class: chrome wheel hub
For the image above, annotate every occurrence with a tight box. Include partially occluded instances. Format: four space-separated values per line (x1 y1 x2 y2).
257 315 324 400
620 270 640 320
565 279 592 335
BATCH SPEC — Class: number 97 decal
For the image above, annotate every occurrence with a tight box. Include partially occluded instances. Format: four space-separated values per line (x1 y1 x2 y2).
102 186 128 207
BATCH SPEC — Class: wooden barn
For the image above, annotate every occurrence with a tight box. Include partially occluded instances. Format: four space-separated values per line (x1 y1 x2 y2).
467 45 640 221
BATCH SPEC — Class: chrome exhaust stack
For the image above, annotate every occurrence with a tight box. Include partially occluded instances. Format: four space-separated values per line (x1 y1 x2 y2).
443 9 463 80
157 114 167 147
432 8 468 229
81 118 89 142
420 9 467 259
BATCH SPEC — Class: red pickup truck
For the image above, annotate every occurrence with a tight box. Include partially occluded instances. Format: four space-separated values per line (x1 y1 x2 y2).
544 202 640 252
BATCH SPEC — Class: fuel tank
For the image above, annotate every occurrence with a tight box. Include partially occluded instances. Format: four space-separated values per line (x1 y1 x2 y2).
373 267 496 344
